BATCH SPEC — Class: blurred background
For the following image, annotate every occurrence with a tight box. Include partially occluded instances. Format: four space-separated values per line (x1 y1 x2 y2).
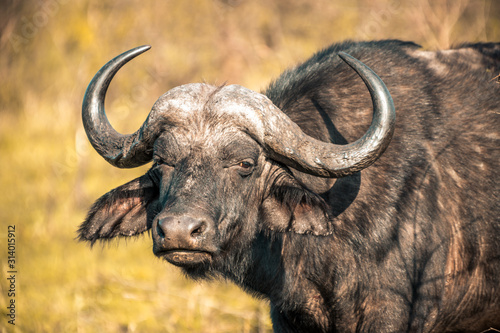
0 0 499 332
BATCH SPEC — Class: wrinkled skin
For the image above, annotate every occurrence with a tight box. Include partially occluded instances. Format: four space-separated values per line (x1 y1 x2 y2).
80 40 500 332
149 122 265 268
81 84 330 273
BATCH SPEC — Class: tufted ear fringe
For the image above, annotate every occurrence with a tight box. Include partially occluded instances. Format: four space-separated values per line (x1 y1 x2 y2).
78 174 159 246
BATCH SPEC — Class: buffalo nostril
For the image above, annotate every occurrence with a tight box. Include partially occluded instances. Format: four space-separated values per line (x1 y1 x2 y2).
157 219 166 239
156 216 209 243
190 222 206 238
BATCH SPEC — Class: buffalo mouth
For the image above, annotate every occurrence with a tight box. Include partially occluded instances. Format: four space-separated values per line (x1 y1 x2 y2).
155 249 213 267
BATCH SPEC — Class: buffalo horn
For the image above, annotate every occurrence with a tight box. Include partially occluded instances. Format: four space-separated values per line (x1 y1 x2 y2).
82 45 154 168
262 52 396 178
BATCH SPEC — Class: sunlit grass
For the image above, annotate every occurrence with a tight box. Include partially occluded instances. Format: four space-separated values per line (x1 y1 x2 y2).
0 109 272 332
1 0 498 332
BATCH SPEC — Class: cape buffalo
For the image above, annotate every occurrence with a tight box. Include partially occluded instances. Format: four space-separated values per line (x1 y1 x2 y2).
79 40 500 332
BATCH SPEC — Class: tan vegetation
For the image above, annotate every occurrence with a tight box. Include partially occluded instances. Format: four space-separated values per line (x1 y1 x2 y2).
0 0 499 332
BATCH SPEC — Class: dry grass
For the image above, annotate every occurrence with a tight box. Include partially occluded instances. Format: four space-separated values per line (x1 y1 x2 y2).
0 0 499 332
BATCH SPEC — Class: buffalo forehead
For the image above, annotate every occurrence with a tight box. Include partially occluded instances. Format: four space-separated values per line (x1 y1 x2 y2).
154 124 261 163
207 85 269 141
150 84 272 141
149 83 217 122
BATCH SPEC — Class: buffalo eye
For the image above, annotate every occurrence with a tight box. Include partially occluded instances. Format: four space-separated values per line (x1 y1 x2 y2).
153 154 175 168
235 159 255 177
150 156 174 184
239 161 252 169
153 155 166 165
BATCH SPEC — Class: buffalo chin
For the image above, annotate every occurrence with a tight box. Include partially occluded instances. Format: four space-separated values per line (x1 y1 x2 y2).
159 250 213 267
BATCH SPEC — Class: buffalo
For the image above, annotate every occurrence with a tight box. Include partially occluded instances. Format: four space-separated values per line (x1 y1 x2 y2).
79 40 500 332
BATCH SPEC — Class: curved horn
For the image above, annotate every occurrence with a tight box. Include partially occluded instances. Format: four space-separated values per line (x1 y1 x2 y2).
82 45 154 168
263 52 396 178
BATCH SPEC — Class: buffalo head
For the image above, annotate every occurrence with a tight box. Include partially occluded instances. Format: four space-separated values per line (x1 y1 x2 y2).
78 45 395 273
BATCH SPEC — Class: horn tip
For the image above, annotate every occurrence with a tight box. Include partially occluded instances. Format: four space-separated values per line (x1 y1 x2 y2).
135 45 152 54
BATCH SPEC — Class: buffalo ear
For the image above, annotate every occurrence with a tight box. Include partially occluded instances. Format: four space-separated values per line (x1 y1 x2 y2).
259 186 333 236
78 174 159 245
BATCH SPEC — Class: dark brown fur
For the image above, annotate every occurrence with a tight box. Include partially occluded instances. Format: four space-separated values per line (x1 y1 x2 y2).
80 40 500 332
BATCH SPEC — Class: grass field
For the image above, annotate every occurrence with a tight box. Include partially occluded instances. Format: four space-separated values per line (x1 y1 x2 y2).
0 0 499 332
0 109 273 332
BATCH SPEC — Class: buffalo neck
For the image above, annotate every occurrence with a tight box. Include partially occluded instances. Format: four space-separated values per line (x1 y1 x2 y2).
217 229 363 331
